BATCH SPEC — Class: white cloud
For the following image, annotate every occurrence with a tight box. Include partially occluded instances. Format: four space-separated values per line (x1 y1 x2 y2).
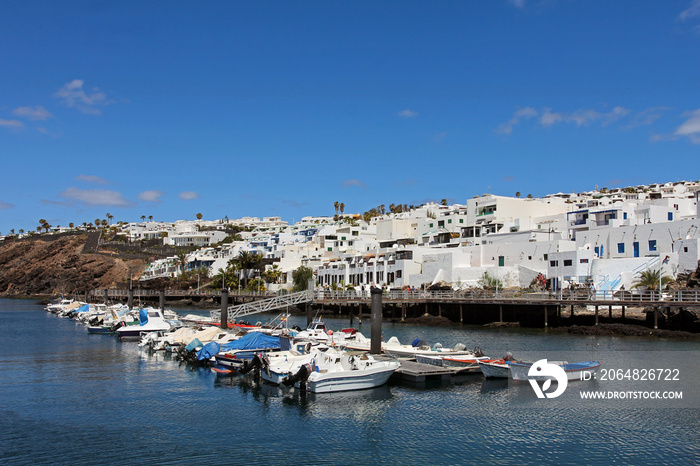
398 109 418 118
0 118 24 128
539 108 563 127
679 0 700 20
13 106 53 121
342 179 367 188
0 201 14 209
673 109 700 143
509 0 526 8
76 174 109 184
55 79 111 115
499 105 632 133
139 190 165 202
179 191 199 200
496 106 537 134
59 187 132 206
627 107 671 128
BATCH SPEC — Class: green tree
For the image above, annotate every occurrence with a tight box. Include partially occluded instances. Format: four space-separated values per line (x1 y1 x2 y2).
148 215 153 222
334 201 339 215
339 202 345 215
106 213 113 225
263 264 282 285
631 269 673 290
515 192 521 198
196 213 203 220
292 265 314 291
441 198 448 206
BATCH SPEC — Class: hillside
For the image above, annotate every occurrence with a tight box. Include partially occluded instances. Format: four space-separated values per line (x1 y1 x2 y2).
0 233 145 297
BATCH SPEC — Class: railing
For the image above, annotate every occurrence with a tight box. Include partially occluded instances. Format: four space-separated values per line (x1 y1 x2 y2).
314 289 700 304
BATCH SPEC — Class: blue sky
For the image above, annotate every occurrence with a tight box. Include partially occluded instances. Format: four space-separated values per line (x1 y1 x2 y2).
2 0 700 234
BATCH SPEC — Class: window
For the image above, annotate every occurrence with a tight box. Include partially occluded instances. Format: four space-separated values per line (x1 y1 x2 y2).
528 256 532 260
617 243 625 254
564 259 573 267
459 219 463 223
550 260 558 266
668 212 673 221
396 270 402 278
327 247 333 252
448 219 452 224
623 212 628 219
649 240 657 251
684 247 689 253
498 256 504 266
580 259 589 264
429 223 433 228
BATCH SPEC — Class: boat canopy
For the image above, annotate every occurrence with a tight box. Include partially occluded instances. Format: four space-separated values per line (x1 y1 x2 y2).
220 332 280 352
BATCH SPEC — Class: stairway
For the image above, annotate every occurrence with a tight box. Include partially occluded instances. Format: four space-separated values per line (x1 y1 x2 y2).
82 229 102 254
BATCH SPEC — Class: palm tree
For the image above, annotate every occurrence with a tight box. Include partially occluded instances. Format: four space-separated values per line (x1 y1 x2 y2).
631 269 673 290
233 250 263 289
334 201 339 215
515 192 521 198
175 251 190 280
196 213 203 221
263 264 282 285
106 213 113 225
141 215 146 222
148 215 153 222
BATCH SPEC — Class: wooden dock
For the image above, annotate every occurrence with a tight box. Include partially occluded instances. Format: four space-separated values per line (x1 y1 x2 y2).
393 358 478 383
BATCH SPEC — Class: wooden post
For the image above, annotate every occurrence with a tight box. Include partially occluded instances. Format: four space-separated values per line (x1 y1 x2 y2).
499 304 503 323
544 306 548 327
608 305 612 319
654 307 658 329
621 305 625 319
570 304 575 317
159 290 165 311
438 303 442 317
103 288 109 304
425 302 429 316
401 303 406 321
459 303 463 323
220 288 229 329
128 288 134 310
370 288 383 354
595 305 599 326
358 303 362 324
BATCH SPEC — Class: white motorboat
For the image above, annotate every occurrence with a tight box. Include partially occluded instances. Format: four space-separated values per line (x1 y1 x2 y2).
345 334 476 359
281 351 400 393
117 308 174 340
478 360 512 379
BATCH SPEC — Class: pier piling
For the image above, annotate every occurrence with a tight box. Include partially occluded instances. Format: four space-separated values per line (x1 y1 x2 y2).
370 287 382 355
159 290 165 311
220 288 228 329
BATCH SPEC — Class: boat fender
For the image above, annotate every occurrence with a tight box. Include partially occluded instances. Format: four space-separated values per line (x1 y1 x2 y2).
282 363 312 386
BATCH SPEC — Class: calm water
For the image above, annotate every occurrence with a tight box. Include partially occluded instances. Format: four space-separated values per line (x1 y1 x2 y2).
1 298 699 465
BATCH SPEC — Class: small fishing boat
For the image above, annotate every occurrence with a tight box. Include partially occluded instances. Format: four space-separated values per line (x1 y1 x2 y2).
212 332 282 370
478 360 512 379
509 360 601 382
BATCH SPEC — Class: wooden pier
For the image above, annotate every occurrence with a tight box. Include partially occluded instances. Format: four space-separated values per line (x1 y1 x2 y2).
393 358 479 383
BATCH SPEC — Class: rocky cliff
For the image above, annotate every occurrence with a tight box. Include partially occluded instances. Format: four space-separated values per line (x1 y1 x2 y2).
0 234 144 297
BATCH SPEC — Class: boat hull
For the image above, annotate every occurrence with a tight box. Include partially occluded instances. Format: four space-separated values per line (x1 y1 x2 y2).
478 361 510 379
304 364 399 393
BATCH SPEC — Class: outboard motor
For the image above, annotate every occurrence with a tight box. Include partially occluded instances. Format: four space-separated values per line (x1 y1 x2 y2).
473 346 484 357
282 363 313 388
239 354 263 375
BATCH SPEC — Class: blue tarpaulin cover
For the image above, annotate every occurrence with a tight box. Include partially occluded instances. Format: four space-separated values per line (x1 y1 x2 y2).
139 309 148 326
72 304 90 314
220 332 281 352
196 342 220 361
185 338 203 352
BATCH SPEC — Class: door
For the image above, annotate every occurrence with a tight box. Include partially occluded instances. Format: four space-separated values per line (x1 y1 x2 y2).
633 242 639 258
